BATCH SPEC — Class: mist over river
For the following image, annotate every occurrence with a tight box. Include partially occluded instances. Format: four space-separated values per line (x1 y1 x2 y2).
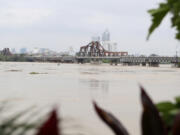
0 62 180 135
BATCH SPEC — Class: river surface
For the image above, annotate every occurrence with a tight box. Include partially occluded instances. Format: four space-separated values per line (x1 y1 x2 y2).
0 62 180 135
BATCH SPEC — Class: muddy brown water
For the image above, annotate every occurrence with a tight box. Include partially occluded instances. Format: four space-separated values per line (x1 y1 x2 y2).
0 62 180 135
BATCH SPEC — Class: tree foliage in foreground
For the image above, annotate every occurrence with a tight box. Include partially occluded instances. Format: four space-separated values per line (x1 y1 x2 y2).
1 86 180 135
94 87 180 135
147 0 180 40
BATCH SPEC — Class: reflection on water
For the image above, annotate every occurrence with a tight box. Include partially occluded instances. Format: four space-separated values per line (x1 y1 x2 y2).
0 62 180 135
79 79 109 92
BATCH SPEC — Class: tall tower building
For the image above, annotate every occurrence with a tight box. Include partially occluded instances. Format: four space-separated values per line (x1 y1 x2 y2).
102 29 110 41
102 29 111 51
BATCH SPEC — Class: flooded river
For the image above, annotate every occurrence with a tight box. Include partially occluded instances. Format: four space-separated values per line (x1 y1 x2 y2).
0 62 180 135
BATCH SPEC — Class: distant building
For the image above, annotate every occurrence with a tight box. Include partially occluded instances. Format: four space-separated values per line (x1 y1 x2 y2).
20 48 27 54
31 48 39 54
68 46 75 55
30 48 58 56
102 41 111 51
59 51 69 56
10 48 16 54
102 41 117 52
102 29 110 41
101 29 117 52
112 42 117 52
90 29 125 53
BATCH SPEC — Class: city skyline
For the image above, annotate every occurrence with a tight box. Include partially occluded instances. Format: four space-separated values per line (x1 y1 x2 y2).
0 0 179 56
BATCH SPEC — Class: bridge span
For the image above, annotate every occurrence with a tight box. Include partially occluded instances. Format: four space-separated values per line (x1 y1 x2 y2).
76 56 180 66
76 41 180 66
25 55 180 67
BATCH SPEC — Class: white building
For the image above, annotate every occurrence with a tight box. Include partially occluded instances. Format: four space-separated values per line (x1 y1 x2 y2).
102 41 117 52
101 29 117 52
10 48 17 54
102 41 111 51
112 42 117 52
30 48 57 56
91 29 118 52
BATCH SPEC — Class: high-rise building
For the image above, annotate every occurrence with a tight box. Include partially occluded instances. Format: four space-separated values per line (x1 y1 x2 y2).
102 29 110 41
91 29 118 52
102 29 111 51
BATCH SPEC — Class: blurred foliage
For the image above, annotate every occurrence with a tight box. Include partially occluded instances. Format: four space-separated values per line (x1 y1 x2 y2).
94 87 180 135
35 110 60 135
178 62 180 67
0 54 34 62
0 88 179 135
29 72 40 75
102 59 111 63
156 96 180 133
0 100 60 135
147 0 180 40
29 72 48 75
0 102 41 135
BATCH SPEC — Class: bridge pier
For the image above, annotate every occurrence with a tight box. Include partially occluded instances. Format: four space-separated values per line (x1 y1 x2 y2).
122 62 140 66
110 59 118 66
173 62 180 68
148 62 159 67
77 59 85 64
141 62 146 66
90 58 102 64
134 62 140 66
76 56 180 67
122 62 133 66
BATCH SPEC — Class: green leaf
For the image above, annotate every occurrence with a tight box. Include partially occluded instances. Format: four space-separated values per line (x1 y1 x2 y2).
147 3 170 40
148 0 180 40
175 96 180 107
140 86 167 135
156 101 176 114
0 106 39 135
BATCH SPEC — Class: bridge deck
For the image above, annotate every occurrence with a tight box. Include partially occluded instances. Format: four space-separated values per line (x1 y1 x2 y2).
76 56 180 63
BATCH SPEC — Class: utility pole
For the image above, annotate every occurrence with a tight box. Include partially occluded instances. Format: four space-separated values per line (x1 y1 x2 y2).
176 50 178 67
175 44 179 67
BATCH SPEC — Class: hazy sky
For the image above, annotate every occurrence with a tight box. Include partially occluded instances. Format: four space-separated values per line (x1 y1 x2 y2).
0 0 179 56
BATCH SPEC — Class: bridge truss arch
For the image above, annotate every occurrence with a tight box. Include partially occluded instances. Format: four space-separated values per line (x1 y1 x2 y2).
78 41 128 57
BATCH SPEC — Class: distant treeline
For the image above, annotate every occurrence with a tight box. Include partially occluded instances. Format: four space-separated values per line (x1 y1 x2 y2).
0 54 35 62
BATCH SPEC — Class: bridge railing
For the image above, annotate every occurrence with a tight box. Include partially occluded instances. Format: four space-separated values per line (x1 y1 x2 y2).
76 55 180 64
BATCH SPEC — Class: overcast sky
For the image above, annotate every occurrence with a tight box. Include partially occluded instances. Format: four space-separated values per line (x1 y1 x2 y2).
0 0 179 56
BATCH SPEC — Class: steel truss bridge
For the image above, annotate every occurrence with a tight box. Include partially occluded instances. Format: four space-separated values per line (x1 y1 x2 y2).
76 41 180 66
76 56 180 66
77 41 128 57
25 55 180 66
25 40 180 66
